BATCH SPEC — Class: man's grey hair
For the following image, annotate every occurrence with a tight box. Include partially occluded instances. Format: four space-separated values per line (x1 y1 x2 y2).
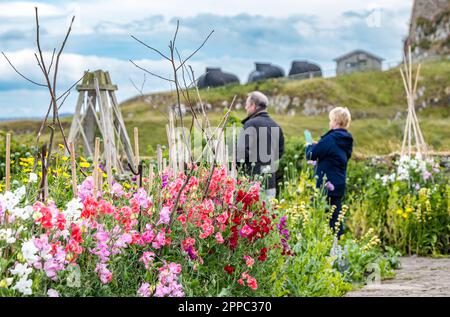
247 91 269 109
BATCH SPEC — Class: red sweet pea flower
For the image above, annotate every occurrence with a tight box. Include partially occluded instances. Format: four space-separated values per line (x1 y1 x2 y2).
55 213 66 230
258 247 267 262
37 206 53 229
66 239 83 255
224 265 234 275
70 223 83 243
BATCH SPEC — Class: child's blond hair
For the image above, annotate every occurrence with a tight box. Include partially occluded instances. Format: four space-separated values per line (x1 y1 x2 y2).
329 107 351 129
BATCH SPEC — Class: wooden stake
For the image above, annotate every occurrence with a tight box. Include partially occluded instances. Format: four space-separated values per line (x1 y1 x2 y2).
40 144 48 202
69 142 78 196
134 127 140 167
157 145 162 173
148 163 154 192
5 133 11 192
93 137 100 199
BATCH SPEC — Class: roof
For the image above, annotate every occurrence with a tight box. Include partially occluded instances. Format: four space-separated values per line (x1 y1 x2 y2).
333 49 384 62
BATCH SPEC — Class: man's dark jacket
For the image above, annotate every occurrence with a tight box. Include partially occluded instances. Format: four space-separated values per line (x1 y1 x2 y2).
237 110 285 189
306 128 353 197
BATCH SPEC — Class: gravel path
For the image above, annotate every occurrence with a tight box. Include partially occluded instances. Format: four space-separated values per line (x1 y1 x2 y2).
346 256 450 297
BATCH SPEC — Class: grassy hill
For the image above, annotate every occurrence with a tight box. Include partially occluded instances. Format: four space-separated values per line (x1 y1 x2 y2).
1 58 449 157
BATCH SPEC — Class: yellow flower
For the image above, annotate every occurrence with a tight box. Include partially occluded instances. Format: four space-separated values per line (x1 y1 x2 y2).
80 156 87 162
124 183 131 189
63 172 70 178
17 252 25 263
102 173 107 178
58 144 65 150
396 209 403 215
61 156 69 162
405 207 413 213
80 162 90 168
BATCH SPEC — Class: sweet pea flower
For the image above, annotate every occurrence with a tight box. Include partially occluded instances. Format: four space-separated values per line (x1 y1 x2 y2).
325 181 335 192
243 255 255 267
111 183 125 197
215 232 224 244
140 251 156 270
157 206 171 225
138 282 152 297
239 224 253 238
423 170 432 181
47 289 59 297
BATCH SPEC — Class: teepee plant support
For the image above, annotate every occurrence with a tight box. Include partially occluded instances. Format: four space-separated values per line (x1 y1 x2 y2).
399 46 428 159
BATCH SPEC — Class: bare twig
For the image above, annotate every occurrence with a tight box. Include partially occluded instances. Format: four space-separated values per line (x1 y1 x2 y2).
47 48 56 75
131 35 171 61
175 30 214 71
1 51 47 87
129 59 174 82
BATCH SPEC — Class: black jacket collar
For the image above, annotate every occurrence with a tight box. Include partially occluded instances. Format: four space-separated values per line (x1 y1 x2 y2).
241 110 269 125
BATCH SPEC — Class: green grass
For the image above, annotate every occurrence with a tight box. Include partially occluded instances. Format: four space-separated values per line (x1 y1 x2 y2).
1 59 449 157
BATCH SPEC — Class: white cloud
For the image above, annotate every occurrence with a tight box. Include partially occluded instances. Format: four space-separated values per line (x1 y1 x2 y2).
0 2 65 18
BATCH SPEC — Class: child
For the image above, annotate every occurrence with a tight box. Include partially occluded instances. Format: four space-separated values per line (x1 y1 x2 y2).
306 107 353 238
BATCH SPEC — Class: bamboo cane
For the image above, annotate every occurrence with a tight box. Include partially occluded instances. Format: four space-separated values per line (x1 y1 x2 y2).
69 142 78 196
157 144 162 173
5 133 11 192
93 137 100 199
134 127 140 167
148 163 154 193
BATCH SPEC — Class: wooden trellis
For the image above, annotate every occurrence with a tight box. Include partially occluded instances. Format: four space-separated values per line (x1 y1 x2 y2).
164 109 235 176
68 70 136 175
400 46 428 159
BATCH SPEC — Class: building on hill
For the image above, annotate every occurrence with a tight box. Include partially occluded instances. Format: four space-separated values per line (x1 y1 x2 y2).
404 0 450 61
288 61 322 80
334 49 384 75
247 62 285 83
197 67 240 89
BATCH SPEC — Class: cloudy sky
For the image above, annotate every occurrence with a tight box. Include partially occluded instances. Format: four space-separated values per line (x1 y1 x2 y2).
0 0 413 118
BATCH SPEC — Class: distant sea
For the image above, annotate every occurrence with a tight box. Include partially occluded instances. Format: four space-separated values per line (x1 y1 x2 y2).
0 113 72 122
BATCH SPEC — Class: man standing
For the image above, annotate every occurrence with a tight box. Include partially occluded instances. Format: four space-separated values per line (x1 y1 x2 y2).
237 91 285 198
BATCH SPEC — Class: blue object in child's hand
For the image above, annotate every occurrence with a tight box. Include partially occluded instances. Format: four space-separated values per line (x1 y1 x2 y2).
304 129 313 145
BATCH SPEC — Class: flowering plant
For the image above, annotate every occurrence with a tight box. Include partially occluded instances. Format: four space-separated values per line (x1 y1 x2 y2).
0 153 282 297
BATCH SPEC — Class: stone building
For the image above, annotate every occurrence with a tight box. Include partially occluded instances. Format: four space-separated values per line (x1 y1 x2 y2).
334 49 384 75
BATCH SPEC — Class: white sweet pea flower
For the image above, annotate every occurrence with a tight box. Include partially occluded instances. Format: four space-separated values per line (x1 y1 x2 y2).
0 228 16 244
21 239 39 264
10 206 34 221
12 277 33 295
375 173 380 180
29 173 38 184
10 262 32 278
63 198 83 223
389 173 396 183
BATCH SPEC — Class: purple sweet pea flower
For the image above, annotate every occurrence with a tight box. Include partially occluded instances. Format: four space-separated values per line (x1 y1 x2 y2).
325 181 335 192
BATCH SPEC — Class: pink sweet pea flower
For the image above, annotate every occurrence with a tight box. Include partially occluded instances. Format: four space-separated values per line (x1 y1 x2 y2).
215 232 224 244
243 255 254 267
